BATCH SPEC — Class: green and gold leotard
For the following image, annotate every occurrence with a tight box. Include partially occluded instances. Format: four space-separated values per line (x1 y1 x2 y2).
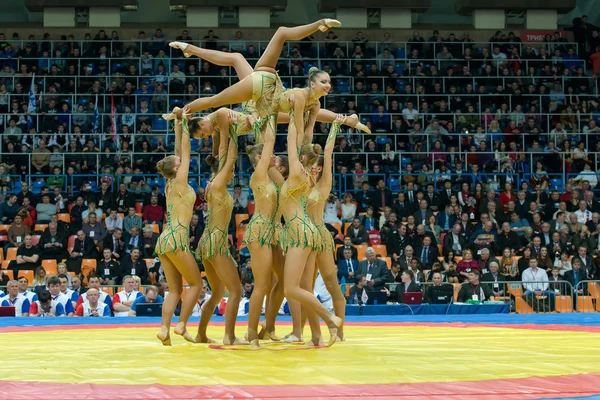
279 177 318 255
306 188 335 255
196 188 234 260
155 180 196 255
242 175 279 248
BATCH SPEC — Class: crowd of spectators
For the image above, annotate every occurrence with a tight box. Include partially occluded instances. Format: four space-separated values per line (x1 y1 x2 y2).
0 22 600 315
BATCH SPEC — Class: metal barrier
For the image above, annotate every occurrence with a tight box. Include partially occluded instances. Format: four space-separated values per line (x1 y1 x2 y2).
574 280 600 313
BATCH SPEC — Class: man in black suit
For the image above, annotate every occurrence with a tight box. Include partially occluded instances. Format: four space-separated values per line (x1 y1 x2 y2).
543 191 562 221
423 184 440 210
572 246 596 279
413 199 434 225
398 245 416 271
115 182 137 214
103 228 125 261
405 182 419 209
394 270 422 303
67 230 100 273
496 222 520 252
97 181 117 212
39 222 69 260
357 247 388 291
336 236 358 261
444 224 467 255
347 218 369 245
140 226 159 258
414 236 439 269
564 259 589 299
337 248 359 282
437 179 456 209
481 261 508 298
374 179 393 212
120 247 148 284
392 193 410 220
584 190 600 214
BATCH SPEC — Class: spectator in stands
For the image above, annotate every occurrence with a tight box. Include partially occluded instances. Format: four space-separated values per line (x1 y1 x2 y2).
39 222 68 260
58 273 78 308
116 183 136 214
457 270 494 302
112 275 143 316
347 218 368 245
10 233 40 277
31 139 51 174
357 247 387 291
47 275 74 316
142 195 164 229
74 288 110 317
1 280 30 316
103 227 124 261
6 215 29 253
120 248 147 284
34 194 55 224
124 206 142 234
98 248 120 286
413 199 433 226
0 194 19 223
522 258 555 312
141 226 159 259
82 213 106 247
337 248 358 282
69 196 86 233
444 223 466 256
105 209 123 234
68 230 99 273
17 276 36 304
336 236 358 261
348 274 370 304
76 274 111 308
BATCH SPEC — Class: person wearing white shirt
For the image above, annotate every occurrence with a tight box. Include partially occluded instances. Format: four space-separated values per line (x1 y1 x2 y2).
521 258 555 311
75 288 111 317
47 276 75 316
0 280 31 316
105 209 124 233
112 275 143 317
17 276 37 303
401 101 419 127
76 275 112 310
191 280 212 317
574 200 593 223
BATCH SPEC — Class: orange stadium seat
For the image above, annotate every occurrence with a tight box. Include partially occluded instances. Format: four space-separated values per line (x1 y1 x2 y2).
31 235 41 246
57 213 71 223
136 202 143 213
34 224 48 232
5 247 17 261
18 270 34 282
41 259 57 275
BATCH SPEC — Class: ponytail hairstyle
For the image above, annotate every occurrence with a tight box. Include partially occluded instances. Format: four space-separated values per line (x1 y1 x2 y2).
299 143 322 167
307 66 326 86
207 155 220 174
157 155 178 179
246 144 264 167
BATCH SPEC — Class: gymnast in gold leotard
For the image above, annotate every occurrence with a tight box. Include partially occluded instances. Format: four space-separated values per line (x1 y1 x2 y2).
195 130 244 345
306 117 347 342
279 112 341 347
242 114 280 347
169 19 342 146
155 115 203 346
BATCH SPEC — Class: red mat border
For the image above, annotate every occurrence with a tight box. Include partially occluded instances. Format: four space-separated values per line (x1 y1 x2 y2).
3 321 600 333
1 374 599 399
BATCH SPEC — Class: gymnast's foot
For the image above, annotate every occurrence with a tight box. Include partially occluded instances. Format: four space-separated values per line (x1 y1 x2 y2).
195 334 216 344
246 329 260 348
163 107 183 121
304 336 324 347
319 19 342 32
337 325 345 342
345 114 371 134
282 333 303 343
223 335 249 345
327 316 343 347
169 41 192 57
258 321 281 341
174 322 196 343
157 326 171 346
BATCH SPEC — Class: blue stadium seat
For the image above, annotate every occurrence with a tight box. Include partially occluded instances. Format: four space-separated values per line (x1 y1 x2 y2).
152 118 167 132
188 179 199 192
395 48 406 59
389 178 400 193
337 80 350 93
401 157 412 168
32 181 46 194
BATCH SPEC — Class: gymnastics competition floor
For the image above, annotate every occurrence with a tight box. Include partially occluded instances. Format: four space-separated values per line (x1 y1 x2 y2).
2 314 600 400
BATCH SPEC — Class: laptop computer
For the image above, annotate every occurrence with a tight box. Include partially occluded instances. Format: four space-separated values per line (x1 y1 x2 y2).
365 291 388 305
0 306 16 317
136 303 162 317
428 284 454 304
402 292 423 305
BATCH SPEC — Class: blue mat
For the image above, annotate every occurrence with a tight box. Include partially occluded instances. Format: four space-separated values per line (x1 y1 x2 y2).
3 313 600 328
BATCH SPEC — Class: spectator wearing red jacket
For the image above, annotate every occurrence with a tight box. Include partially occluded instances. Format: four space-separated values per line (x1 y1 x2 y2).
456 249 481 283
142 195 164 229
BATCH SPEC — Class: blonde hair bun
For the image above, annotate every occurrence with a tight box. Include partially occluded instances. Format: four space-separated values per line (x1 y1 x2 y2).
312 144 322 155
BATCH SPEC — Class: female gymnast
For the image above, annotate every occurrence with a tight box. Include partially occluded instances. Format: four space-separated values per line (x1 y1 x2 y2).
242 114 279 347
165 42 370 149
155 114 203 345
167 19 341 144
195 127 244 345
279 112 341 346
306 116 347 341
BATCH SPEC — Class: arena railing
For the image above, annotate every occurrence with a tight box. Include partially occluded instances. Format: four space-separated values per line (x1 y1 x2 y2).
573 280 600 312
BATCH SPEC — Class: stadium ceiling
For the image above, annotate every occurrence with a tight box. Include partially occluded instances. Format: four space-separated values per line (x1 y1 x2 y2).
318 0 430 13
25 0 138 12
455 0 576 14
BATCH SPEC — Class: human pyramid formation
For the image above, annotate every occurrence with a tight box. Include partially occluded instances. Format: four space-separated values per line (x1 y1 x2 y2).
153 19 372 348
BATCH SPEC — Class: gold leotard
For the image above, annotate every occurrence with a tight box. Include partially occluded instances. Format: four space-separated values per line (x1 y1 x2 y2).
207 101 262 136
155 180 196 255
196 188 234 260
306 188 335 255
242 175 279 248
279 178 318 254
